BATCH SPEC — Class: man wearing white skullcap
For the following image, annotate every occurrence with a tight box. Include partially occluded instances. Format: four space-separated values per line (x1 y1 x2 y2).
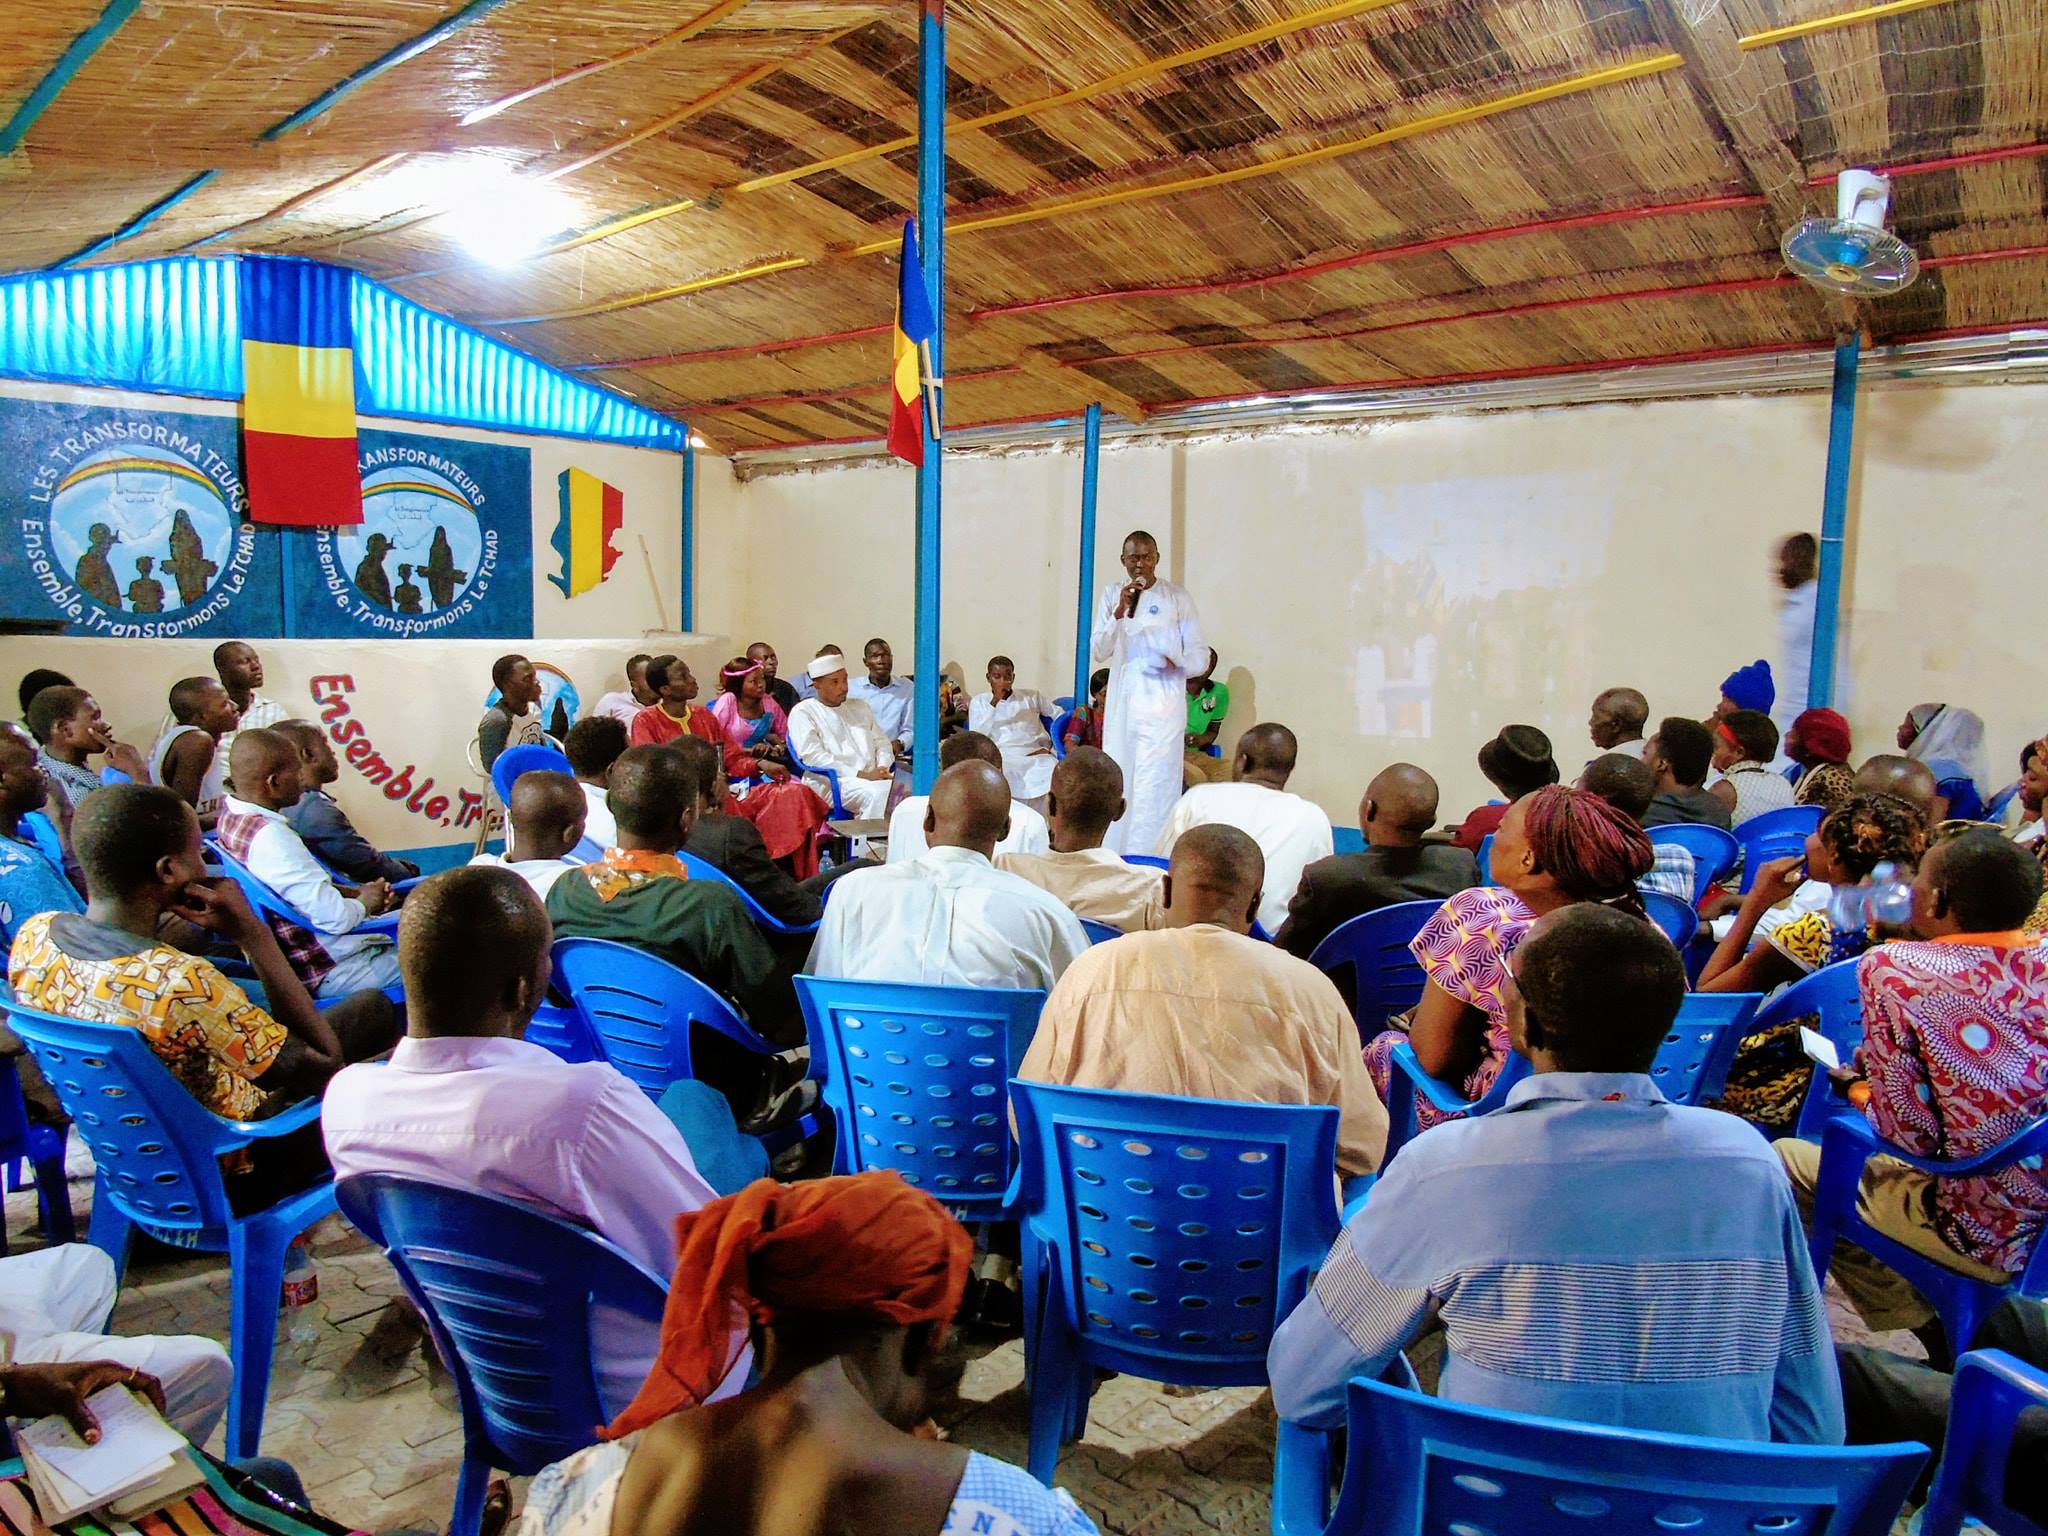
785 652 897 819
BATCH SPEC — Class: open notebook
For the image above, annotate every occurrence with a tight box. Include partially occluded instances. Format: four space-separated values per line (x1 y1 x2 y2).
13 1385 198 1523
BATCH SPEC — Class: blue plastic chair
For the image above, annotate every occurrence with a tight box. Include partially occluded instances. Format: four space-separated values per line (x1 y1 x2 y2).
1737 804 1824 892
1920 1348 2048 1536
489 742 573 809
677 850 818 937
19 811 64 871
1311 1375 1925 1536
1648 822 1740 900
1305 900 1438 1031
203 836 401 942
795 976 1044 1217
1381 1040 1533 1165
1735 958 1866 1139
5 998 333 1459
1808 1108 2048 1360
1050 709 1075 760
1122 853 1170 871
1642 888 1700 949
0 1051 73 1248
1009 1080 1339 1515
1079 919 1122 944
336 1175 669 1536
521 1000 597 1063
98 766 133 786
1476 833 1495 885
550 938 785 1098
782 734 846 817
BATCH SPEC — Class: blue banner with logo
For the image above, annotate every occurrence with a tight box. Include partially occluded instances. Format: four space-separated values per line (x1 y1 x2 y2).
0 396 282 637
292 427 532 638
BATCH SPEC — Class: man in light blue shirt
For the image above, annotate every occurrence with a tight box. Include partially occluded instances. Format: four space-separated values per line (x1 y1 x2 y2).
1268 903 1843 1445
847 637 914 757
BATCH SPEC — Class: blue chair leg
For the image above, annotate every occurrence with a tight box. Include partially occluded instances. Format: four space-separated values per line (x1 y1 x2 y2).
224 1213 293 1461
87 1176 135 1284
449 1451 491 1536
1026 1299 1084 1485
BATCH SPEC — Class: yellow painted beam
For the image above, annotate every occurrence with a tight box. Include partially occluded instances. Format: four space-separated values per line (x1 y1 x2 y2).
492 255 810 325
1738 0 1961 49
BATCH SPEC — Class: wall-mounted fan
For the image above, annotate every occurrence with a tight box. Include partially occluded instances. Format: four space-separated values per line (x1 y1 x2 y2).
1781 170 1921 297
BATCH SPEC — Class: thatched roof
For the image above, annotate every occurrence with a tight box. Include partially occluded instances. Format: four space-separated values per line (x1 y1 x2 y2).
3 0 2044 453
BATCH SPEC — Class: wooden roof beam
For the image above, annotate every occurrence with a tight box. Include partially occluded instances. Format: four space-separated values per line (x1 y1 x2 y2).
1011 349 1150 424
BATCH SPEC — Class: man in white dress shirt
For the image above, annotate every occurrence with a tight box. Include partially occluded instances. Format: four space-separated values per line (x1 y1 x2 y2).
786 652 896 820
1156 722 1333 935
847 637 915 758
808 760 1088 989
467 770 584 901
886 731 1048 864
1092 530 1205 854
323 865 744 1415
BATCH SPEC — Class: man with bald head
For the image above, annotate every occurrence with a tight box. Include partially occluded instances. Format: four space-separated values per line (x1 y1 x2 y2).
215 727 400 997
322 866 744 1418
469 769 585 901
807 760 1087 988
1020 823 1386 1178
1276 763 1477 960
1856 753 1940 822
1156 721 1334 934
999 746 1165 933
1588 687 1649 758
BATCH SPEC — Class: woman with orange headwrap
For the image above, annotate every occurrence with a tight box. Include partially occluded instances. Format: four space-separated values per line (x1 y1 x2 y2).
517 1172 1099 1536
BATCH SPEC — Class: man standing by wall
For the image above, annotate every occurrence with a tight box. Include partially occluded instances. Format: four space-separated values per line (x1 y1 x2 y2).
1091 530 1204 855
1775 533 1820 730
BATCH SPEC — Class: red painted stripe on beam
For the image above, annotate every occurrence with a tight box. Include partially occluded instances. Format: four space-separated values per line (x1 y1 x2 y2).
1805 139 2048 185
690 364 1025 414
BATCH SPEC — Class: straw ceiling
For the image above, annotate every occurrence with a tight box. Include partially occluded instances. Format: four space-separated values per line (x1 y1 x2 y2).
2 0 2045 452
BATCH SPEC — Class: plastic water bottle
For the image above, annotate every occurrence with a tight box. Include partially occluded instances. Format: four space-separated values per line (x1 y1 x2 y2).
1827 861 1915 932
280 1239 319 1344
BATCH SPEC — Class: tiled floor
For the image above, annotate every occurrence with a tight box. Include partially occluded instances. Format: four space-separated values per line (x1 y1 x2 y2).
25 1151 1924 1536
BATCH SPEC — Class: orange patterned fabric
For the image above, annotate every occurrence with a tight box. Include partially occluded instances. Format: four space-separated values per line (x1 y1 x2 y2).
8 912 287 1120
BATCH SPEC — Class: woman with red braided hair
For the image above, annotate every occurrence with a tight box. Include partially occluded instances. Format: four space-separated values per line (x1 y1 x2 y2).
1363 785 1657 1131
517 1172 1100 1536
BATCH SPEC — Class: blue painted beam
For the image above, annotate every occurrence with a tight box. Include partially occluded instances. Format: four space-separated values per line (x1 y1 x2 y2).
1074 402 1101 705
55 171 218 268
909 0 945 796
262 0 517 141
1808 333 1858 709
680 439 696 631
0 0 142 156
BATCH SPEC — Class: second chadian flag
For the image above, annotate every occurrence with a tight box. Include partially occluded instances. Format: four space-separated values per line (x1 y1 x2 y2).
551 468 624 598
887 218 938 467
238 257 363 527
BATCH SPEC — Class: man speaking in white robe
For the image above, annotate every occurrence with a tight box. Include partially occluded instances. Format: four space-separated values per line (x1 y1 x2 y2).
786 652 896 820
1091 529 1205 854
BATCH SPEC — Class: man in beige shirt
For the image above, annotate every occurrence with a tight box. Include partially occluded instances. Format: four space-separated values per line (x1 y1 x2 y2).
1017 823 1387 1178
997 747 1165 934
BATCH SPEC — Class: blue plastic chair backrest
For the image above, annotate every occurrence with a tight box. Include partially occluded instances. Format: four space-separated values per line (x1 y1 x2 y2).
1050 709 1075 760
780 734 845 816
1080 919 1122 945
1476 834 1495 885
20 811 64 870
1648 823 1741 895
1306 900 1439 1030
1743 958 1865 1137
1642 890 1700 949
550 937 756 1097
99 767 133 786
1122 853 1170 871
794 976 1044 1214
1738 804 1825 891
336 1174 668 1475
1921 1348 2048 1536
4 997 240 1234
1010 1080 1340 1378
491 743 573 809
1653 992 1763 1104
676 850 813 936
1330 1375 1925 1536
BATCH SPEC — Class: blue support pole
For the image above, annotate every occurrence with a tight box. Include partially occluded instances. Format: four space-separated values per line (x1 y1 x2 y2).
1808 333 1858 710
679 438 696 632
909 0 946 795
1073 403 1102 705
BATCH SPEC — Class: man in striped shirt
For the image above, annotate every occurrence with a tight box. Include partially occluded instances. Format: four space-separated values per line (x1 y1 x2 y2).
1269 903 1842 1443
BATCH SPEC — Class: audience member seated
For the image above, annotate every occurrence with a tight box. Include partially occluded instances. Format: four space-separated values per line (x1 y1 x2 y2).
809 761 1086 989
11 669 71 745
478 654 549 771
1156 722 1333 935
1580 752 1695 904
9 784 398 1206
150 677 239 827
1362 786 1654 1129
470 771 586 901
1991 737 2047 841
848 638 915 758
998 747 1165 934
1857 753 1940 823
323 866 742 1418
1452 725 1557 851
969 656 1057 809
670 737 862 931
563 716 627 849
28 686 146 809
217 730 402 998
628 656 719 753
276 721 422 883
519 1174 1099 1536
1019 824 1385 1178
0 1245 232 1444
1063 668 1109 753
787 653 897 821
593 653 656 726
0 730 81 947
710 655 794 774
1183 648 1231 787
1701 795 1926 1136
1900 702 1990 822
1643 716 1733 829
888 733 1049 864
1587 686 1648 759
1787 707 1856 810
1779 830 2048 1350
212 642 287 753
1716 659 1776 722
1275 764 1476 959
1711 709 1796 827
1269 905 1842 1443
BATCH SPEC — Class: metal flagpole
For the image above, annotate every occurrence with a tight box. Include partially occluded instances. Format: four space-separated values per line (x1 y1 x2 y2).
679 437 695 632
910 0 945 794
1073 402 1101 706
1809 333 1858 709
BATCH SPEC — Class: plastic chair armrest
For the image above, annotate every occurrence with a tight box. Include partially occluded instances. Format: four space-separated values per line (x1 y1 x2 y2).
1826 1109 2048 1181
1812 1109 1885 1222
357 911 401 937
1339 1175 1375 1224
220 1095 325 1142
1393 1046 1482 1118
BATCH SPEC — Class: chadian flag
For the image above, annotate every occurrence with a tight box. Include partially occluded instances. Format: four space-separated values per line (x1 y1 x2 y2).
238 258 363 526
887 218 939 466
550 467 624 597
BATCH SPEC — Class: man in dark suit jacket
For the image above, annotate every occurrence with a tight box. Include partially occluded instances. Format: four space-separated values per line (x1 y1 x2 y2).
1275 763 1478 960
